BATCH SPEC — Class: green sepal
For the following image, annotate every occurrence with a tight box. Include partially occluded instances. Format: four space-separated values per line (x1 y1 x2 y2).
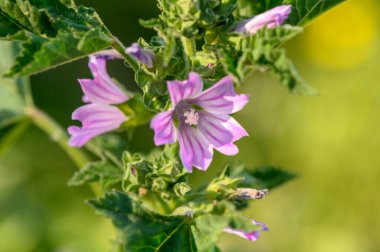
118 95 154 129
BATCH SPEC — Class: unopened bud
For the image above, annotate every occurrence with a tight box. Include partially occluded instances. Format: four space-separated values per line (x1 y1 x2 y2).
234 188 269 200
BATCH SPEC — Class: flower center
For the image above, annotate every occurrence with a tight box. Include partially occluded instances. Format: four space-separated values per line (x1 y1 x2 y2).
184 108 200 126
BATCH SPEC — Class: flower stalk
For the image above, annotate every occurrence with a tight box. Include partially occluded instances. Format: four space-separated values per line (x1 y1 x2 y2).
181 36 196 68
27 106 102 196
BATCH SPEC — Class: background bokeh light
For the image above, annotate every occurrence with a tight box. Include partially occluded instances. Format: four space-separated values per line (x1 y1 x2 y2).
1 0 379 251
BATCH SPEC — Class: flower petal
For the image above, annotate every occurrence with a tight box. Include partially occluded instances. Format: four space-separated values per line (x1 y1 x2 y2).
224 220 268 242
68 104 127 147
197 112 234 148
235 5 292 34
216 117 248 155
80 56 128 105
222 116 249 142
167 72 203 107
191 75 249 115
178 125 213 172
150 110 177 146
126 43 154 68
197 113 248 156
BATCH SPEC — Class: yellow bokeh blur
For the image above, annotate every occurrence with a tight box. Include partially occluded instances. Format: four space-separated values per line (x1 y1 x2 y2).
304 0 379 69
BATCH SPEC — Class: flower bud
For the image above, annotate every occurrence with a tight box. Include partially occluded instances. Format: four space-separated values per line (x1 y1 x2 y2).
233 188 269 200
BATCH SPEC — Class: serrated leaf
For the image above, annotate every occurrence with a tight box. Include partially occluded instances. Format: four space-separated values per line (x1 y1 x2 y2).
89 191 259 252
246 166 297 189
0 41 29 129
230 165 297 190
68 157 124 188
0 0 114 76
237 25 318 95
88 191 197 252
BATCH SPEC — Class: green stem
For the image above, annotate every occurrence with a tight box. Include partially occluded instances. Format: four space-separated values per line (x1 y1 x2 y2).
27 106 102 196
112 38 139 72
181 36 196 69
28 107 88 168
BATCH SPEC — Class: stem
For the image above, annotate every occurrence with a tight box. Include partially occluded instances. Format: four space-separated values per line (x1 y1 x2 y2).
181 36 196 69
112 38 139 72
181 37 196 58
27 106 102 196
28 107 88 168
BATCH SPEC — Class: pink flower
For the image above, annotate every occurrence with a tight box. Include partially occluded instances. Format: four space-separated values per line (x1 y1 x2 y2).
68 54 129 147
224 220 268 241
236 5 292 35
150 72 249 172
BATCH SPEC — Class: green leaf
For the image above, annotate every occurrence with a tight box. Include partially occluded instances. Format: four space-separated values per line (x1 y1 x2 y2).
68 157 124 188
0 41 30 129
229 164 297 190
236 25 318 95
157 0 237 38
0 0 114 76
0 41 32 156
88 191 197 252
192 214 229 251
89 191 261 252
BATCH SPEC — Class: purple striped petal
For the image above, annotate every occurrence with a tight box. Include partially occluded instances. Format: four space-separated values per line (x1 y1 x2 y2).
126 43 154 68
80 56 128 105
191 75 249 115
68 104 127 147
236 5 292 34
215 116 248 155
151 73 250 172
197 112 233 147
167 72 203 107
224 220 268 242
198 113 248 156
178 125 213 172
150 110 177 146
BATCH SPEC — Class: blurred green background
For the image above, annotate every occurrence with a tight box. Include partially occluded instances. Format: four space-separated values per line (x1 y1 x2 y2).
1 0 379 251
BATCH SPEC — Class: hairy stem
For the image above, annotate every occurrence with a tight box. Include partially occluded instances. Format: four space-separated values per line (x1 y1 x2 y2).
181 36 196 69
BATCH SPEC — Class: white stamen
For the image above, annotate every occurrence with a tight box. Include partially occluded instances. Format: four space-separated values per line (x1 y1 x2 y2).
184 109 200 126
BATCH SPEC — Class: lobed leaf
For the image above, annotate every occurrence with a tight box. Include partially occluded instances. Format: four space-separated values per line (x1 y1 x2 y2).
68 157 124 188
88 191 197 252
228 164 297 190
0 0 114 76
89 191 260 252
235 25 318 94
